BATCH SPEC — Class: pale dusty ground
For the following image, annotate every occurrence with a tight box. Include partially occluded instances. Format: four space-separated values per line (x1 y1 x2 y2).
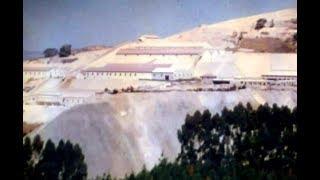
23 105 68 124
29 90 297 178
166 8 297 49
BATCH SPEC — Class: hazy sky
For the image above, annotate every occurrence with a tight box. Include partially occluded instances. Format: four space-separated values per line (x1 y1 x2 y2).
23 0 296 51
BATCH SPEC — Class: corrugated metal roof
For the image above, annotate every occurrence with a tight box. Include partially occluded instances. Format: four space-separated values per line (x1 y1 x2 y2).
116 46 204 55
84 63 172 73
152 67 174 73
23 66 53 72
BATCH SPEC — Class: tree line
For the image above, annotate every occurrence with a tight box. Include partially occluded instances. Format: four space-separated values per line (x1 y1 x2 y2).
23 135 87 180
43 44 72 58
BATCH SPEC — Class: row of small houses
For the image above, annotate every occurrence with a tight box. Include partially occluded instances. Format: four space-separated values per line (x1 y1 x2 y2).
203 74 297 89
23 91 95 107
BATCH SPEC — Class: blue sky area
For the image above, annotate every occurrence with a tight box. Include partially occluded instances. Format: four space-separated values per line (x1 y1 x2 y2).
23 0 296 51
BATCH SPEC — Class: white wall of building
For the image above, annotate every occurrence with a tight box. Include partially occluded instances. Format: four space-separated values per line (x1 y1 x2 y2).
62 97 86 107
50 68 67 78
262 75 297 81
36 95 63 105
152 72 174 80
23 68 67 79
172 69 194 80
23 71 51 79
81 71 153 80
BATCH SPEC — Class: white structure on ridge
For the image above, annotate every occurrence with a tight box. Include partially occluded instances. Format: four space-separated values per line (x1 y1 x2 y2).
23 66 68 79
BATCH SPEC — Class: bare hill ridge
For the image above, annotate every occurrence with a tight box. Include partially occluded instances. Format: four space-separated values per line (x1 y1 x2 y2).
166 8 297 52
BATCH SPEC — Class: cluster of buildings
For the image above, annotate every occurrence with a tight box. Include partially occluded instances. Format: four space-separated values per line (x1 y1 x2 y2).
75 40 209 81
23 35 297 109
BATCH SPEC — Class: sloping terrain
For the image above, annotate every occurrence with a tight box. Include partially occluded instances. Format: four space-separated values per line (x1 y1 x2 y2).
24 8 297 179
166 8 297 52
31 90 296 178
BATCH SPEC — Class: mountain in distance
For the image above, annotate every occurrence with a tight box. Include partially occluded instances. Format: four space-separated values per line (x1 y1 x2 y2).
23 50 43 60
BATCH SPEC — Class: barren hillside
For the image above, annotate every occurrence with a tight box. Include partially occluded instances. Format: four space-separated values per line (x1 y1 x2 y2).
31 90 296 178
166 8 297 52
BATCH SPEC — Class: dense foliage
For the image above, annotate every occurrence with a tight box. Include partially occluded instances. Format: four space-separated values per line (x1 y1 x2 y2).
23 135 87 180
176 103 297 179
95 103 297 180
59 44 72 57
43 48 58 57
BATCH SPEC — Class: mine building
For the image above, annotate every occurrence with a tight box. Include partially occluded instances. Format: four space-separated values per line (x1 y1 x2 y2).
23 66 68 79
23 67 54 79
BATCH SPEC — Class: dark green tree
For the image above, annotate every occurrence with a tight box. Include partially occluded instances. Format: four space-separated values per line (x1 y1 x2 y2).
23 136 88 180
23 137 33 180
34 139 59 180
43 48 58 57
32 134 44 155
59 44 72 57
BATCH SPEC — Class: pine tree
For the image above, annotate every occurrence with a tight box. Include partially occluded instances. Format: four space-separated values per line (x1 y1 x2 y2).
23 137 33 180
32 134 44 155
23 135 88 180
23 137 32 168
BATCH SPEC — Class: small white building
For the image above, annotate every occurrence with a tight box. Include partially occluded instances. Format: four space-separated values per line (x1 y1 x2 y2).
152 66 194 81
152 67 174 81
262 68 297 80
261 74 297 81
23 66 68 79
50 67 68 78
62 91 95 107
24 92 63 106
172 69 194 80
235 75 297 89
23 67 53 79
